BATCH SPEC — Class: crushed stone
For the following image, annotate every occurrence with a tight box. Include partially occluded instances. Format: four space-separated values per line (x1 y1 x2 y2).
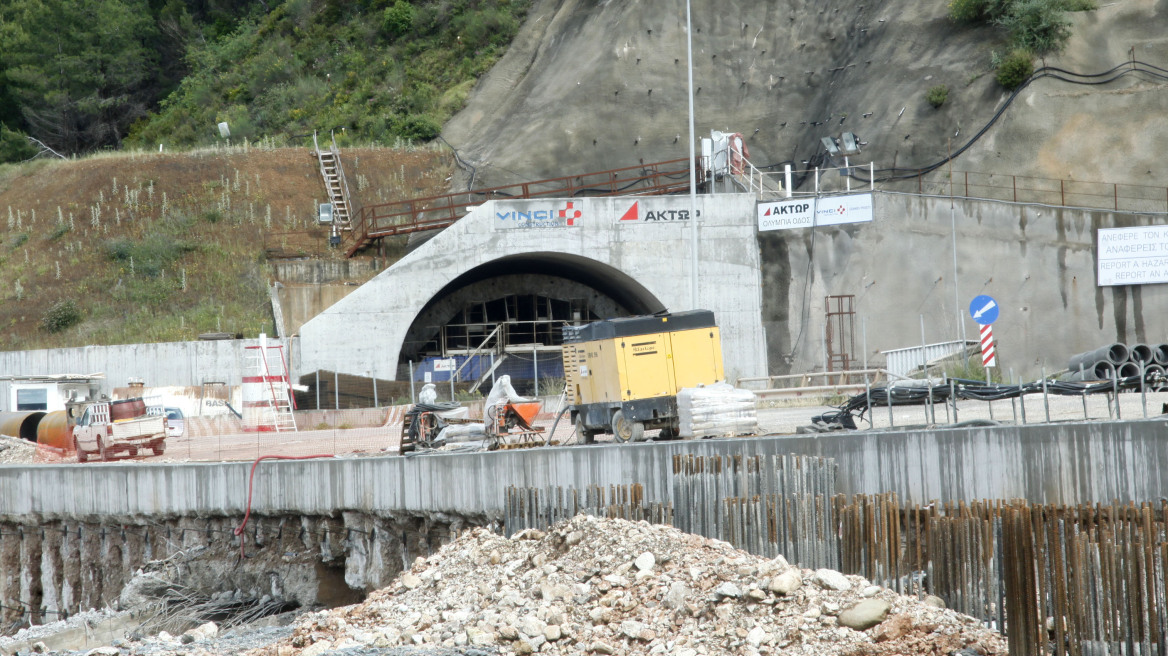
9 516 1008 655
0 433 36 464
252 515 1006 656
0 608 125 651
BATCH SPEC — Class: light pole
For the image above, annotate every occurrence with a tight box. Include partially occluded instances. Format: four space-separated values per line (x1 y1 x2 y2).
686 0 699 310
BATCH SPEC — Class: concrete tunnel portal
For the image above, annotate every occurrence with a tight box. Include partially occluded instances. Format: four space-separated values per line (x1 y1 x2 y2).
397 252 667 387
297 193 767 387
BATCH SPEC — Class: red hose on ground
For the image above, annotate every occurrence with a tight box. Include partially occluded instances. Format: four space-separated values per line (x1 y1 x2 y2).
233 453 333 559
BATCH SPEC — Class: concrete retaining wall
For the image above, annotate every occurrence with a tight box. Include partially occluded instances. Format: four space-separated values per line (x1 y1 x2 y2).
3 419 1166 521
768 191 1168 376
0 338 294 411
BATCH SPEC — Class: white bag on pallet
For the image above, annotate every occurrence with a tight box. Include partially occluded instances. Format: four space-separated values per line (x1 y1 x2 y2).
677 383 758 439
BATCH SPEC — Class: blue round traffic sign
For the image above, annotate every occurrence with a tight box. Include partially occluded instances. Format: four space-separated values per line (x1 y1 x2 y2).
969 295 999 325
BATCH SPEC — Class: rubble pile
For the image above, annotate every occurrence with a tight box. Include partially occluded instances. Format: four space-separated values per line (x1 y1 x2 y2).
0 433 36 464
267 515 1006 656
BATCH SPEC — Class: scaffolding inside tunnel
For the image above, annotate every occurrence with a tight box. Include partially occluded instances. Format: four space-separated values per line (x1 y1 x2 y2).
405 292 598 395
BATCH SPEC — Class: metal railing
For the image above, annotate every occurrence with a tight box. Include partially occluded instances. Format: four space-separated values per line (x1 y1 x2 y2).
701 160 1168 213
912 169 1168 213
339 153 1167 258
344 158 695 256
738 368 905 400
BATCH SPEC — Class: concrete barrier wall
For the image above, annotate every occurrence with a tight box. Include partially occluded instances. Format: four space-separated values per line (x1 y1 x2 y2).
2 419 1166 521
771 191 1168 376
0 338 295 410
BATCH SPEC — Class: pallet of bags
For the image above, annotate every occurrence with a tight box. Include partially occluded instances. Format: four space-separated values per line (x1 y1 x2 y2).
677 382 759 439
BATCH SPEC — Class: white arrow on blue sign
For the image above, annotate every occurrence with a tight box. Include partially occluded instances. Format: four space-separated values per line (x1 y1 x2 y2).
969 294 999 325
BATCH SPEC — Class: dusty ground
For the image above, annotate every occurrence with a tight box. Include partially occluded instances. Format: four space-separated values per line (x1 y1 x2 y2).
7 388 1165 466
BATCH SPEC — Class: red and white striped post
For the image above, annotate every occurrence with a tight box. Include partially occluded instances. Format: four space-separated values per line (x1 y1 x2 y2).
978 323 997 368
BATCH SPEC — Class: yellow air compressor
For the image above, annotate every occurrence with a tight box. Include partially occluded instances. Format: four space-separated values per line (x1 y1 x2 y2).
562 310 723 443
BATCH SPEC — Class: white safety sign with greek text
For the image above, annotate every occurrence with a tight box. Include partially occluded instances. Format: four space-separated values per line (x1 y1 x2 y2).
1097 225 1168 286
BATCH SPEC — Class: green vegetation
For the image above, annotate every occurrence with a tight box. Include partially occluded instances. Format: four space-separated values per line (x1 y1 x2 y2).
47 222 71 241
41 299 81 333
926 85 950 108
999 0 1073 52
942 358 1004 384
0 124 36 163
0 0 530 159
126 0 528 150
949 0 1093 57
996 49 1036 90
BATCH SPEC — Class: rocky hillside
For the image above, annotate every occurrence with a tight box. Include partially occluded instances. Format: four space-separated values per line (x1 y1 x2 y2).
444 0 1168 190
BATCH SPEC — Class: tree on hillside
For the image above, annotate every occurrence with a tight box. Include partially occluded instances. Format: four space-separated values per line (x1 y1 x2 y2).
0 0 158 153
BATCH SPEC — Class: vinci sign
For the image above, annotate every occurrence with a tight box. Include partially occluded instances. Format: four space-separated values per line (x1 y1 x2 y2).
758 193 874 232
494 199 586 230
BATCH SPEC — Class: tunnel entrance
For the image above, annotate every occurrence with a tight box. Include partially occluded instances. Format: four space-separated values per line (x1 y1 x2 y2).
398 254 665 394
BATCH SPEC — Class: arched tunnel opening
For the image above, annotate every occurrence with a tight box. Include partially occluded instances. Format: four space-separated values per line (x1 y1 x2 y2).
397 253 665 394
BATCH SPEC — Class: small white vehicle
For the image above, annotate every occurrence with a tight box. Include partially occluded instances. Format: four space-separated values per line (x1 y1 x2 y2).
164 407 185 438
72 399 168 462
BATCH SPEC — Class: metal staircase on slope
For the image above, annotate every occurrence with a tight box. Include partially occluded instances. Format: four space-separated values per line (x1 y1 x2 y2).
312 131 354 228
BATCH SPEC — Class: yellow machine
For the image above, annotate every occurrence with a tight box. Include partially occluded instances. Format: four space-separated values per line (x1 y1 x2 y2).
562 310 723 442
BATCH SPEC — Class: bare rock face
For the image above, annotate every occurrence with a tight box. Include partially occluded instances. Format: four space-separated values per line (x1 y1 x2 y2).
265 515 1006 656
444 0 1168 194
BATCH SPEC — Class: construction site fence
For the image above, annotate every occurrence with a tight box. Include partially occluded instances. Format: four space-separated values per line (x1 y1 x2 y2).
505 453 1168 655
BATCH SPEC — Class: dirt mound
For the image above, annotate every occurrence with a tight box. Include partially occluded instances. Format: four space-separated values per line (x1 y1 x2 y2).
268 515 1005 655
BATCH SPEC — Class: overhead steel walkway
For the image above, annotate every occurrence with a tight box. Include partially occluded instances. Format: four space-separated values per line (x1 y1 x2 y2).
344 158 697 257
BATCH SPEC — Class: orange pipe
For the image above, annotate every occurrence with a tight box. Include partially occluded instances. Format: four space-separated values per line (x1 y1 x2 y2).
36 411 72 452
0 411 45 441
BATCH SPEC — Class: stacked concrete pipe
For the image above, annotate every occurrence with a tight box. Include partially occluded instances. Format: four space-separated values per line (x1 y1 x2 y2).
1067 342 1168 382
1067 343 1128 381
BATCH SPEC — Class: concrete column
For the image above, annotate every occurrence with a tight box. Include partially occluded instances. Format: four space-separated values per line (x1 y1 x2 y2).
19 525 42 625
60 522 82 617
177 517 204 550
101 526 125 611
40 522 64 622
1 522 21 627
342 512 370 590
80 523 104 613
123 524 147 585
